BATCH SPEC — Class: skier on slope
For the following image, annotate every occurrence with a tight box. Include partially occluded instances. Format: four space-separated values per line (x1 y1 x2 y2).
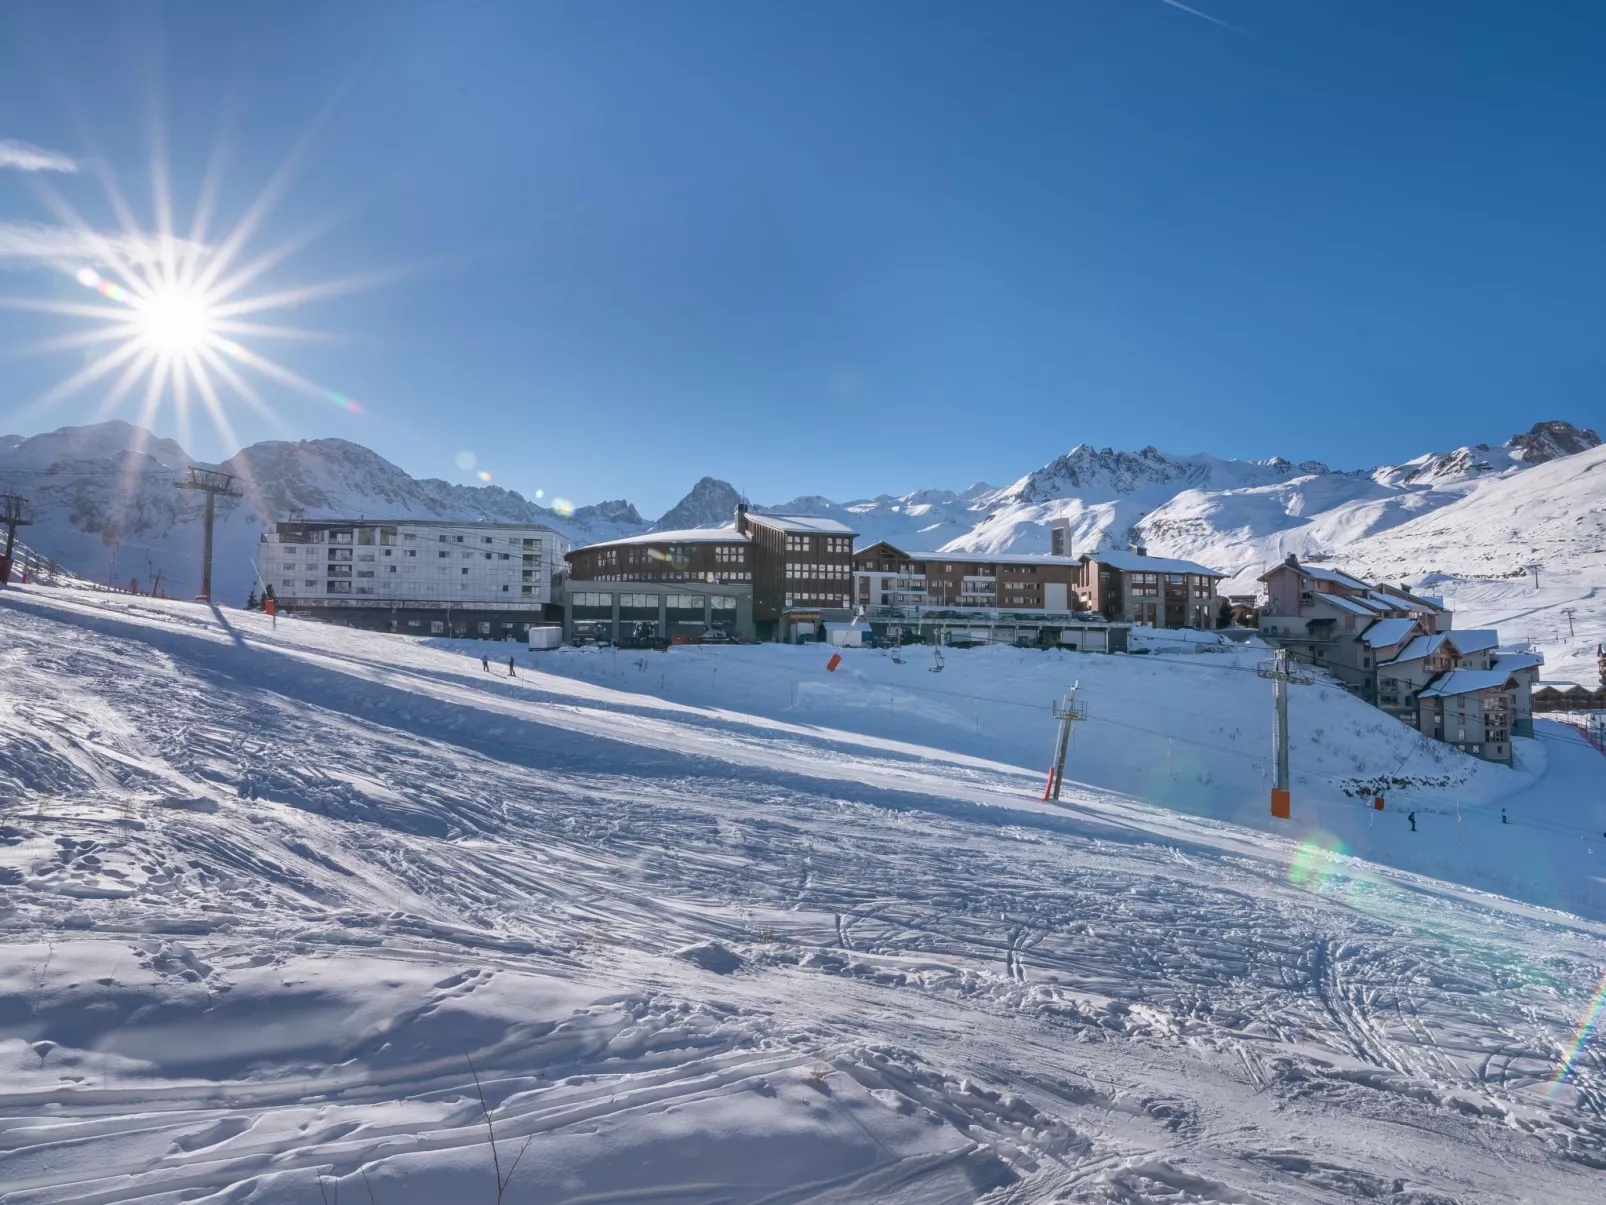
1502 807 1509 824
508 656 516 677
1408 811 1417 832
481 655 490 671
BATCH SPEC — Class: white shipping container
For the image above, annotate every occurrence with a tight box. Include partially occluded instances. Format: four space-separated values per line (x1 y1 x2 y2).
527 625 564 650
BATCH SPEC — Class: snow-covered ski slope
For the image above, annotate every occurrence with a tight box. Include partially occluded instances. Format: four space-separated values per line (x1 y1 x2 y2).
2 586 1605 1203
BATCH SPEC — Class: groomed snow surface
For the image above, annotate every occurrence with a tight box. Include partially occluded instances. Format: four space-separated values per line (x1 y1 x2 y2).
2 585 1605 1203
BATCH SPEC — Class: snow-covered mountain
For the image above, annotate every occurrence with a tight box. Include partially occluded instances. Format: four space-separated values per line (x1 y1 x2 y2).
3 419 1600 677
0 422 644 602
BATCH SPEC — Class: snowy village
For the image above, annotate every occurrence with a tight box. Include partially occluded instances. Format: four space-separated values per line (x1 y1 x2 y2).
2 5 1605 1204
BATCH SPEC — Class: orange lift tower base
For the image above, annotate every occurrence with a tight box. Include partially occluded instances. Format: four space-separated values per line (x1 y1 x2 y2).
1258 648 1312 821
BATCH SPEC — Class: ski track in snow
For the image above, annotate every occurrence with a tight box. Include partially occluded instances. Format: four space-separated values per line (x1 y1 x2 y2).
2 587 1605 1203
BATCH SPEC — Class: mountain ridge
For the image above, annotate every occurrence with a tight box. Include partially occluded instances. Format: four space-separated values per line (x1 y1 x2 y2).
2 418 1599 676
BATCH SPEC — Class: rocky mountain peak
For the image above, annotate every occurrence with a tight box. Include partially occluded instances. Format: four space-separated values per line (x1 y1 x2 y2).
1506 420 1601 464
653 476 743 531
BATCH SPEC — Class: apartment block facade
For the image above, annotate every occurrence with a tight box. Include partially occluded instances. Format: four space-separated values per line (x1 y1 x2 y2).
562 506 857 642
259 519 569 637
1075 549 1225 629
851 542 1083 613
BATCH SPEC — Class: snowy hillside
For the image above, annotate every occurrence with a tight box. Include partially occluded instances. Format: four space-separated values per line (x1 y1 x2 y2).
4 583 1606 1202
0 422 645 604
3 420 1601 680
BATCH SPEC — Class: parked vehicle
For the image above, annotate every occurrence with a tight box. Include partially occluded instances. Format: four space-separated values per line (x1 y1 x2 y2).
699 627 732 643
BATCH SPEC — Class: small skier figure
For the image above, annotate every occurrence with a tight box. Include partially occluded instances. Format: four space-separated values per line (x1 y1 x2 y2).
1408 811 1417 832
507 656 517 677
481 655 490 671
1501 807 1509 824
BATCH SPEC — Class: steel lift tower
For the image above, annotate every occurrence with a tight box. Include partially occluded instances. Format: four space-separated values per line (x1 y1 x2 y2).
0 492 33 587
174 467 242 603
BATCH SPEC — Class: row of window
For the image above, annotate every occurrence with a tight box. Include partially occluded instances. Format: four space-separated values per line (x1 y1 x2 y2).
305 529 542 549
785 564 850 579
586 571 752 582
572 592 739 610
784 534 852 554
785 593 849 606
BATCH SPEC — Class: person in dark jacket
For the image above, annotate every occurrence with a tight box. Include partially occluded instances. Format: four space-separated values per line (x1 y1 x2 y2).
507 656 516 677
481 655 489 671
1408 811 1416 832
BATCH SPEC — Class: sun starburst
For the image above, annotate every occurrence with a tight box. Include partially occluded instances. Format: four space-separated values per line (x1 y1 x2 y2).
0 130 373 509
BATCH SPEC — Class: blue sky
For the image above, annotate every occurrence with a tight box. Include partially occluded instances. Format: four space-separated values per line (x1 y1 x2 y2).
1 1 1602 518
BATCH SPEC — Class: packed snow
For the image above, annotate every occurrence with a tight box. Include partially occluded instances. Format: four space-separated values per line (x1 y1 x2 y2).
3 582 1606 1203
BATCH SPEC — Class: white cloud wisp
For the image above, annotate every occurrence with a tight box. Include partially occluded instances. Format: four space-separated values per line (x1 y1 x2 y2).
0 138 78 174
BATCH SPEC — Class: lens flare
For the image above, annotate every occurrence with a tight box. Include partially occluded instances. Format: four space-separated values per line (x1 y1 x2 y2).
534 489 544 499
477 470 493 482
455 451 477 471
1288 832 1353 897
1549 968 1606 1095
552 496 575 517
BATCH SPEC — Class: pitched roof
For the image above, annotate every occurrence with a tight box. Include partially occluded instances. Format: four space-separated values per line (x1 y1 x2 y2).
1314 593 1379 617
1257 559 1374 591
1372 583 1448 611
1418 669 1517 698
1360 618 1419 648
1385 633 1450 664
1449 628 1500 654
1492 651 1544 673
1084 550 1224 575
745 512 858 535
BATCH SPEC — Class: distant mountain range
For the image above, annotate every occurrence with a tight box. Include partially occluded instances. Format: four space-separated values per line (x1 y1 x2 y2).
2 418 1600 660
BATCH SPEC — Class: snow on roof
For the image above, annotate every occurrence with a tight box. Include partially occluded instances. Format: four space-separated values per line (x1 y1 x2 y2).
744 513 858 535
1360 618 1418 648
1536 680 1586 692
1373 583 1447 611
1296 563 1372 590
1314 593 1378 618
1418 669 1516 698
902 551 1082 566
1492 652 1544 673
577 525 749 549
1449 629 1500 653
821 621 862 631
1385 633 1449 664
1084 550 1224 576
1353 595 1397 614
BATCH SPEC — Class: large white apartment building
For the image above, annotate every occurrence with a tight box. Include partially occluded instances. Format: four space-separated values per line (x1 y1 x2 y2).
259 519 570 637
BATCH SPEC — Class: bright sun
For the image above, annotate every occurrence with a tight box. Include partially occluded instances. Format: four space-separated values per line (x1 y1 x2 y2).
135 288 213 354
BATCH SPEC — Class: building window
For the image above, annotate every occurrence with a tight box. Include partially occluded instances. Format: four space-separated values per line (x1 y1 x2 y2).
389 566 397 573
462 567 470 575
483 536 494 544
439 550 449 558
455 535 464 543
501 584 510 592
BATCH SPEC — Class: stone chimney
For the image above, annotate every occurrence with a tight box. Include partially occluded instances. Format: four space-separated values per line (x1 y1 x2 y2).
1050 517 1071 558
734 500 749 533
1129 543 1147 556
